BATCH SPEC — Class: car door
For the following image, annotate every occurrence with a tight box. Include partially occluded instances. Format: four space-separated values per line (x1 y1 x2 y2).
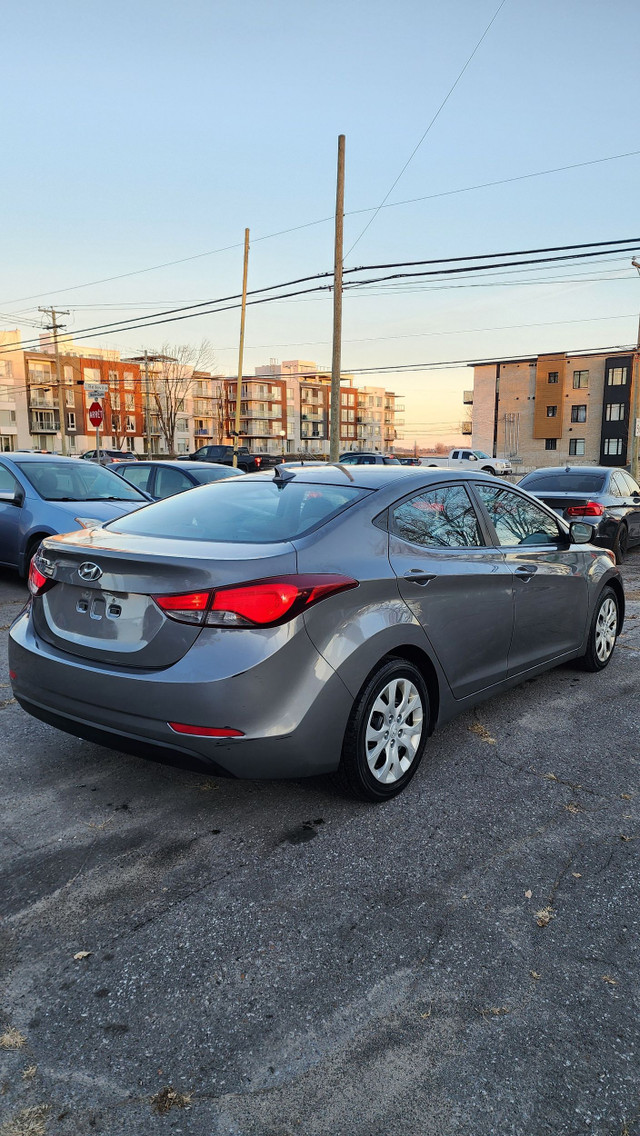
616 471 640 543
471 482 589 676
387 481 514 699
154 465 195 499
0 462 25 568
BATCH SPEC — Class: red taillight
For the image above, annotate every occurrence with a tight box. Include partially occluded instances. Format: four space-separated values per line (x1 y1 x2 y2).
28 557 55 597
254 456 262 468
169 722 244 737
153 574 358 627
566 501 605 517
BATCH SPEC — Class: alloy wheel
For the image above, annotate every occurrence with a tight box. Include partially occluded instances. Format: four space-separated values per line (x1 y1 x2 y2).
365 677 424 784
595 597 617 663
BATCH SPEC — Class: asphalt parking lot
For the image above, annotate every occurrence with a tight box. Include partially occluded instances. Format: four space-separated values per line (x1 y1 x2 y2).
1 557 639 1136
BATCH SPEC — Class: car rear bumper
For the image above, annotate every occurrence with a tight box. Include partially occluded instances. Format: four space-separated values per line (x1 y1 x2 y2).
8 610 353 779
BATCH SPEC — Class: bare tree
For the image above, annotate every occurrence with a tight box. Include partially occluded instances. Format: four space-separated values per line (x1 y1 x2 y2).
213 379 232 445
148 341 215 456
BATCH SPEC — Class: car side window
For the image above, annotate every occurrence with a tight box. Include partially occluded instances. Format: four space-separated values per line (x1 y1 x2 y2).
621 471 640 496
0 464 20 496
122 465 152 492
475 484 562 547
391 485 483 549
155 466 193 497
609 471 626 497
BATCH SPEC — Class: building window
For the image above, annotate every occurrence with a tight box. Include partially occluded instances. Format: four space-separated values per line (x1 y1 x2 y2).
571 405 587 423
573 370 589 389
546 405 557 418
545 438 557 450
569 438 585 456
606 403 625 421
603 437 623 456
607 367 628 386
123 371 135 389
66 412 76 431
125 393 135 411
112 414 120 432
547 372 559 384
126 415 136 432
111 391 120 410
108 370 118 386
64 365 74 386
65 389 75 408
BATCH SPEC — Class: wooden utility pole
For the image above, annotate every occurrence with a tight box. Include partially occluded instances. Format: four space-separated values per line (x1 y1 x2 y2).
630 258 640 483
330 135 345 463
38 307 69 456
233 228 250 468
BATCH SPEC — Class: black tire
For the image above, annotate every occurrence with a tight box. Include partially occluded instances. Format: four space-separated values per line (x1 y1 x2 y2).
613 523 628 564
22 535 46 578
333 657 430 802
481 465 496 476
577 586 619 672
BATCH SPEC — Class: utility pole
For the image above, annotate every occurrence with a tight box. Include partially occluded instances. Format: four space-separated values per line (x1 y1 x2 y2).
233 228 250 468
144 349 152 456
38 307 69 456
630 258 640 483
330 134 345 463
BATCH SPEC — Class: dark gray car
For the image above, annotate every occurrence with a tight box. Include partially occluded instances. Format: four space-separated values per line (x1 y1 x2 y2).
9 467 623 801
518 465 640 562
107 459 244 500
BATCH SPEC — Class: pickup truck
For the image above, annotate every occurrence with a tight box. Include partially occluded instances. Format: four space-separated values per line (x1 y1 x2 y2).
188 445 279 473
419 448 512 476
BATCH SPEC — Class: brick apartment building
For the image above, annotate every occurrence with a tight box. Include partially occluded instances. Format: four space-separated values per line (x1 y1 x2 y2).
469 348 640 472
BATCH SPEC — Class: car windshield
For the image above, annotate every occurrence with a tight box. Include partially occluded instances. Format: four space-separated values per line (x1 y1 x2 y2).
472 451 490 459
109 478 368 543
521 472 607 493
16 461 148 502
193 466 245 483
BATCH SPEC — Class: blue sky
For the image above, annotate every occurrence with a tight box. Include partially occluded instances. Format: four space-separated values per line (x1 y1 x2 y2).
3 0 640 444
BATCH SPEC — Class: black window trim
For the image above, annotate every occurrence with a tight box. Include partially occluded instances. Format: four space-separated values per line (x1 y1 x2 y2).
467 480 569 551
385 478 492 551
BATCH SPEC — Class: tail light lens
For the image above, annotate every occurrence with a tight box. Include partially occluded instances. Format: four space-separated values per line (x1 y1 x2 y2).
566 502 605 517
28 557 56 597
154 574 358 627
254 457 262 468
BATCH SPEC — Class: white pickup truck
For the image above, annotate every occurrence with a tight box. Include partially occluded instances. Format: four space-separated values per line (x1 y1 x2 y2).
419 448 512 476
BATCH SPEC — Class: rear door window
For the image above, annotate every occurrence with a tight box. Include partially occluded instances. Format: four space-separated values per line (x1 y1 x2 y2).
390 484 484 549
121 465 153 492
155 466 194 498
475 484 562 546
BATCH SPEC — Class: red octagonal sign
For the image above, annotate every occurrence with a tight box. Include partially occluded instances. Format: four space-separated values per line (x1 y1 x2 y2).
88 401 104 427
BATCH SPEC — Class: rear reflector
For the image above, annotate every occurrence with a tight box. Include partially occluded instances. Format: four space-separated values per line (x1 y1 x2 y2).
154 574 358 628
169 722 244 737
9 670 16 681
566 501 605 517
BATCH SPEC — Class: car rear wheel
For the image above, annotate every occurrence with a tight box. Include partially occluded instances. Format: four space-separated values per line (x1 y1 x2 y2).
334 658 429 801
613 523 628 564
578 587 619 672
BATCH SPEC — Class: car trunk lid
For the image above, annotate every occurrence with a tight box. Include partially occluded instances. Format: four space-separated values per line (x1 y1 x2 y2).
33 527 297 668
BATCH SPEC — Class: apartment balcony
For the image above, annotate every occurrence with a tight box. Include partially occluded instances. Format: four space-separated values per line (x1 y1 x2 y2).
29 394 56 410
30 411 60 433
463 390 474 405
461 421 472 435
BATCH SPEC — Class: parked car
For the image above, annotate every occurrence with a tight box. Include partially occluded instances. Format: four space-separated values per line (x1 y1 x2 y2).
81 449 138 465
188 445 278 473
10 467 622 801
339 452 400 465
420 449 512 476
0 454 150 576
396 457 422 466
108 460 245 500
518 465 640 563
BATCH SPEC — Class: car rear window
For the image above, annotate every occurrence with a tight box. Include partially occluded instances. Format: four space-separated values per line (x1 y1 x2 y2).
521 473 607 493
108 478 368 543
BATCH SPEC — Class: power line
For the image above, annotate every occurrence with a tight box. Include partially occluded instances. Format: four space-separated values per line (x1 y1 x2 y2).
345 0 510 258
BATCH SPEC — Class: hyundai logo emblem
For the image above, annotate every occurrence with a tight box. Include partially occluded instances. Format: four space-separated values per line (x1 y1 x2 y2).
78 562 103 582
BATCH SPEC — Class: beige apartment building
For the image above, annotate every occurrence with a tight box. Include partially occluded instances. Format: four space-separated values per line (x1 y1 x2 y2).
469 349 639 472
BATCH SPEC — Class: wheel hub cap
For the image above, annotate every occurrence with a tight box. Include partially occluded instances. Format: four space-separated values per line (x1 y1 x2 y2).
365 677 424 784
595 597 617 662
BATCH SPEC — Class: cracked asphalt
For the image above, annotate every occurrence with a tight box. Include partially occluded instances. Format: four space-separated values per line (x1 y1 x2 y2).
1 555 639 1136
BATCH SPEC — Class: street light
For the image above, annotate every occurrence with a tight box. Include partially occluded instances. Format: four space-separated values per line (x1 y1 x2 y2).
279 429 286 458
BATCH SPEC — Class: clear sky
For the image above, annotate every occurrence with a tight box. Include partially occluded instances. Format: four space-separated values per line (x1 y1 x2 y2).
3 0 640 446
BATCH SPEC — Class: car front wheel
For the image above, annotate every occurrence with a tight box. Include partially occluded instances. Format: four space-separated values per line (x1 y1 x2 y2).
334 658 429 801
613 523 628 564
578 587 619 672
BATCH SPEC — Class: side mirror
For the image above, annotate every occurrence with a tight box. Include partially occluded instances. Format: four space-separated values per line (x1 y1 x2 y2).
569 521 593 544
0 488 24 508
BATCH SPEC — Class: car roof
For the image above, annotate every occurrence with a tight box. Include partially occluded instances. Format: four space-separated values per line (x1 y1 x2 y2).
244 464 502 490
113 459 233 471
521 466 611 477
6 453 94 465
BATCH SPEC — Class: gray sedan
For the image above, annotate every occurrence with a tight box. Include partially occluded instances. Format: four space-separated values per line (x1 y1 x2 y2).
9 467 623 801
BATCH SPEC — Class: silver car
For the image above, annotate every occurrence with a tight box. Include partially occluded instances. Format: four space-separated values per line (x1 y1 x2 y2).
9 467 624 801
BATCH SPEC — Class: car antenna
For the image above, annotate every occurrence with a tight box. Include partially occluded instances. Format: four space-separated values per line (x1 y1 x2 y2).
273 463 295 484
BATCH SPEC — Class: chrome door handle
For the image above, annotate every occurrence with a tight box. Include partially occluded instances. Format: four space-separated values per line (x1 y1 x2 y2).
514 565 536 582
403 570 436 585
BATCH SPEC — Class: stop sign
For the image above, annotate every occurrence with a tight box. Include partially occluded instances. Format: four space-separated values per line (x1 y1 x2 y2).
88 401 104 427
